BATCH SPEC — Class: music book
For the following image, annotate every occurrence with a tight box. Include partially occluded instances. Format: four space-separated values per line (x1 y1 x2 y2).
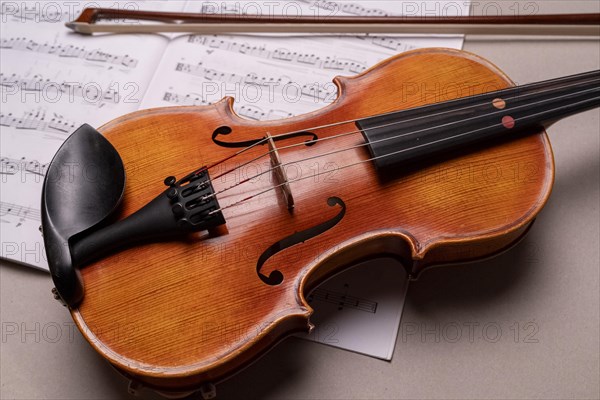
0 0 467 359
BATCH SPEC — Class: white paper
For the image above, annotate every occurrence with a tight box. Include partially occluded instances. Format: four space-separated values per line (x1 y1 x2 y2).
298 258 409 360
140 0 468 118
0 1 176 269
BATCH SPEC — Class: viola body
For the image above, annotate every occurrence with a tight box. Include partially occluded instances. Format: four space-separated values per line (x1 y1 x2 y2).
70 48 553 392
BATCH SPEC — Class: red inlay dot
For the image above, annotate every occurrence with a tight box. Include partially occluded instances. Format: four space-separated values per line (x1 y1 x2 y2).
502 115 515 129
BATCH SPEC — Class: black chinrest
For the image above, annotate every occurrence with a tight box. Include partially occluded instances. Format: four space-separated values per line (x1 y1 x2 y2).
41 124 125 307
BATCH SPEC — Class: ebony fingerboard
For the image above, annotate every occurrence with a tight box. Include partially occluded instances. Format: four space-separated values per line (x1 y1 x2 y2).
357 70 600 170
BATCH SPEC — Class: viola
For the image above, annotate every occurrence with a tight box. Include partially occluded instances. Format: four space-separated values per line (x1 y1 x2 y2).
42 48 599 396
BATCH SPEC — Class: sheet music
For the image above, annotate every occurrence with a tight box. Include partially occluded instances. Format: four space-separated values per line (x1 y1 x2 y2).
0 1 182 269
298 258 409 360
140 0 469 117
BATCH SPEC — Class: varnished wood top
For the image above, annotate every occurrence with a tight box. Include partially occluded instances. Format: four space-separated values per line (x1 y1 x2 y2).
69 48 554 391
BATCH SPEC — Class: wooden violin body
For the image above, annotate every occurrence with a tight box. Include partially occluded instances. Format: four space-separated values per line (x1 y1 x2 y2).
68 48 554 393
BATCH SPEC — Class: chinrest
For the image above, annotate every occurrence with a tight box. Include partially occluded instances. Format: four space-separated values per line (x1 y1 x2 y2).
41 124 125 307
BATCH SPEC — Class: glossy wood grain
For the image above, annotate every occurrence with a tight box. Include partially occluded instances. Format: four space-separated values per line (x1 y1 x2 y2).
71 48 554 392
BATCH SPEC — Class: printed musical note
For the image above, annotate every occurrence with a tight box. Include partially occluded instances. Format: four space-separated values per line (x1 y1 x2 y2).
0 159 17 176
311 0 388 16
197 0 388 18
300 82 337 102
0 156 49 177
200 2 241 14
264 109 295 120
174 61 336 103
0 201 41 224
0 37 139 68
370 36 416 52
1 72 121 105
0 108 79 136
308 286 378 313
175 61 294 87
187 36 368 74
236 104 294 121
161 91 294 121
162 91 212 107
299 258 408 360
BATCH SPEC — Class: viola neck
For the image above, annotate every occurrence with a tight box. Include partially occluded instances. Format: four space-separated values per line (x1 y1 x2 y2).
357 70 600 170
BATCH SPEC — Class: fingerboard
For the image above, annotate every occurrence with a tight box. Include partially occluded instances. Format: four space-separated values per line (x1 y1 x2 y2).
357 70 600 170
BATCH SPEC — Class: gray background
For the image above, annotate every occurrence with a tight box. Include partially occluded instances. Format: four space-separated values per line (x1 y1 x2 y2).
1 1 599 399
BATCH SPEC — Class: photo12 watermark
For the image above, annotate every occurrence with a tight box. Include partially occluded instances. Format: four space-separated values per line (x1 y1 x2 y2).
400 320 540 344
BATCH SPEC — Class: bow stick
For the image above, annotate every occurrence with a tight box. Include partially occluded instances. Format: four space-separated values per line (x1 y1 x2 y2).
66 8 600 36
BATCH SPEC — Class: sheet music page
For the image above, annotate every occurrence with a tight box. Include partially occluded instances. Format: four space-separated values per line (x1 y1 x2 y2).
140 0 470 116
298 258 409 360
0 1 186 270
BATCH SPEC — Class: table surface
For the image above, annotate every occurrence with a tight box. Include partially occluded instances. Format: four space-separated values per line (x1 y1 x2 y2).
1 2 599 399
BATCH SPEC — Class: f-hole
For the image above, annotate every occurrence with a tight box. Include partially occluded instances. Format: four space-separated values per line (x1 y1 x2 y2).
212 126 318 148
256 197 346 286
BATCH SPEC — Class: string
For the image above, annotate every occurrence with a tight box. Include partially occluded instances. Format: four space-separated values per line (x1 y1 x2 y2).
204 83 600 201
211 95 600 216
201 70 599 179
203 73 600 193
